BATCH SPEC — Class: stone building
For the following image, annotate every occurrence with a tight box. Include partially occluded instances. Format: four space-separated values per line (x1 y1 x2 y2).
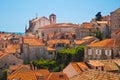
84 39 120 61
63 62 89 78
0 51 23 69
21 37 45 61
111 8 120 33
111 29 120 39
21 37 56 61
47 39 70 50
38 23 78 40
26 14 56 34
75 22 97 39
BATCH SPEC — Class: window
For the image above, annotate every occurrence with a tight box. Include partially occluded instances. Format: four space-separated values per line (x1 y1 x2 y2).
105 50 111 56
101 66 104 71
96 49 101 55
48 52 53 55
57 43 64 47
96 67 98 69
31 48 35 54
40 48 42 52
88 49 92 55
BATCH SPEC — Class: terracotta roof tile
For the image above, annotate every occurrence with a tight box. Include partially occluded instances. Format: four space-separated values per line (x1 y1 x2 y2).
81 22 95 29
88 39 115 48
23 37 45 46
47 39 70 45
5 44 21 53
88 60 104 67
39 23 79 29
76 62 89 71
113 59 120 66
74 40 86 45
0 51 10 59
70 62 83 74
9 64 30 73
47 47 56 51
70 70 120 80
100 60 119 71
88 60 120 71
46 72 68 80
82 36 95 40
8 69 50 80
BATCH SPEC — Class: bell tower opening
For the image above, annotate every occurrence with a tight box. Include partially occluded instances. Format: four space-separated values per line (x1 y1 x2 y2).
49 13 56 24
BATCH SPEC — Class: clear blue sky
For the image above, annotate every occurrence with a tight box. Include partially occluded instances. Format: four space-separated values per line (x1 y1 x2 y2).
0 0 120 32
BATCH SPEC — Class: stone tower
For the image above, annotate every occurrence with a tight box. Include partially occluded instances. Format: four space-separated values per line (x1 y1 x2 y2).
49 14 56 24
110 8 120 33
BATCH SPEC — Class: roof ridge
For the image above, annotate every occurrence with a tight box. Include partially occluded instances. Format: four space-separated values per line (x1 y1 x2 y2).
46 73 52 80
113 39 116 47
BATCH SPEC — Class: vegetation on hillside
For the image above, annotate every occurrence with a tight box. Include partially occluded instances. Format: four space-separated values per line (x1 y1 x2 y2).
32 45 84 72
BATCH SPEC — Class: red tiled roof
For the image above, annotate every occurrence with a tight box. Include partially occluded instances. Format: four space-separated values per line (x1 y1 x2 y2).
88 60 104 67
46 72 68 80
113 59 120 66
47 47 56 51
74 40 86 45
87 39 115 48
5 44 21 53
82 36 95 40
23 37 45 46
70 70 120 80
39 23 79 29
88 60 120 71
70 62 83 74
81 22 95 29
0 51 5 58
100 60 119 71
0 51 10 59
77 62 89 71
47 39 70 45
8 69 50 80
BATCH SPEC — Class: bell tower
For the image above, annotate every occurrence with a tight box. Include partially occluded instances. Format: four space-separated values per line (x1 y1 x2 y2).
49 13 56 24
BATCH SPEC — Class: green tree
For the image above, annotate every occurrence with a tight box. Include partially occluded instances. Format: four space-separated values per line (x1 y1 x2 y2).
94 29 103 40
2 69 7 80
74 45 84 61
32 58 56 71
56 45 85 67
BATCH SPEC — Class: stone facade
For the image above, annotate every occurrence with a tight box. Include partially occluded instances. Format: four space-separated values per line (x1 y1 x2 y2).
38 23 78 40
21 44 46 61
84 39 120 61
111 8 120 33
21 38 56 61
75 22 97 39
0 53 23 69
26 14 56 34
